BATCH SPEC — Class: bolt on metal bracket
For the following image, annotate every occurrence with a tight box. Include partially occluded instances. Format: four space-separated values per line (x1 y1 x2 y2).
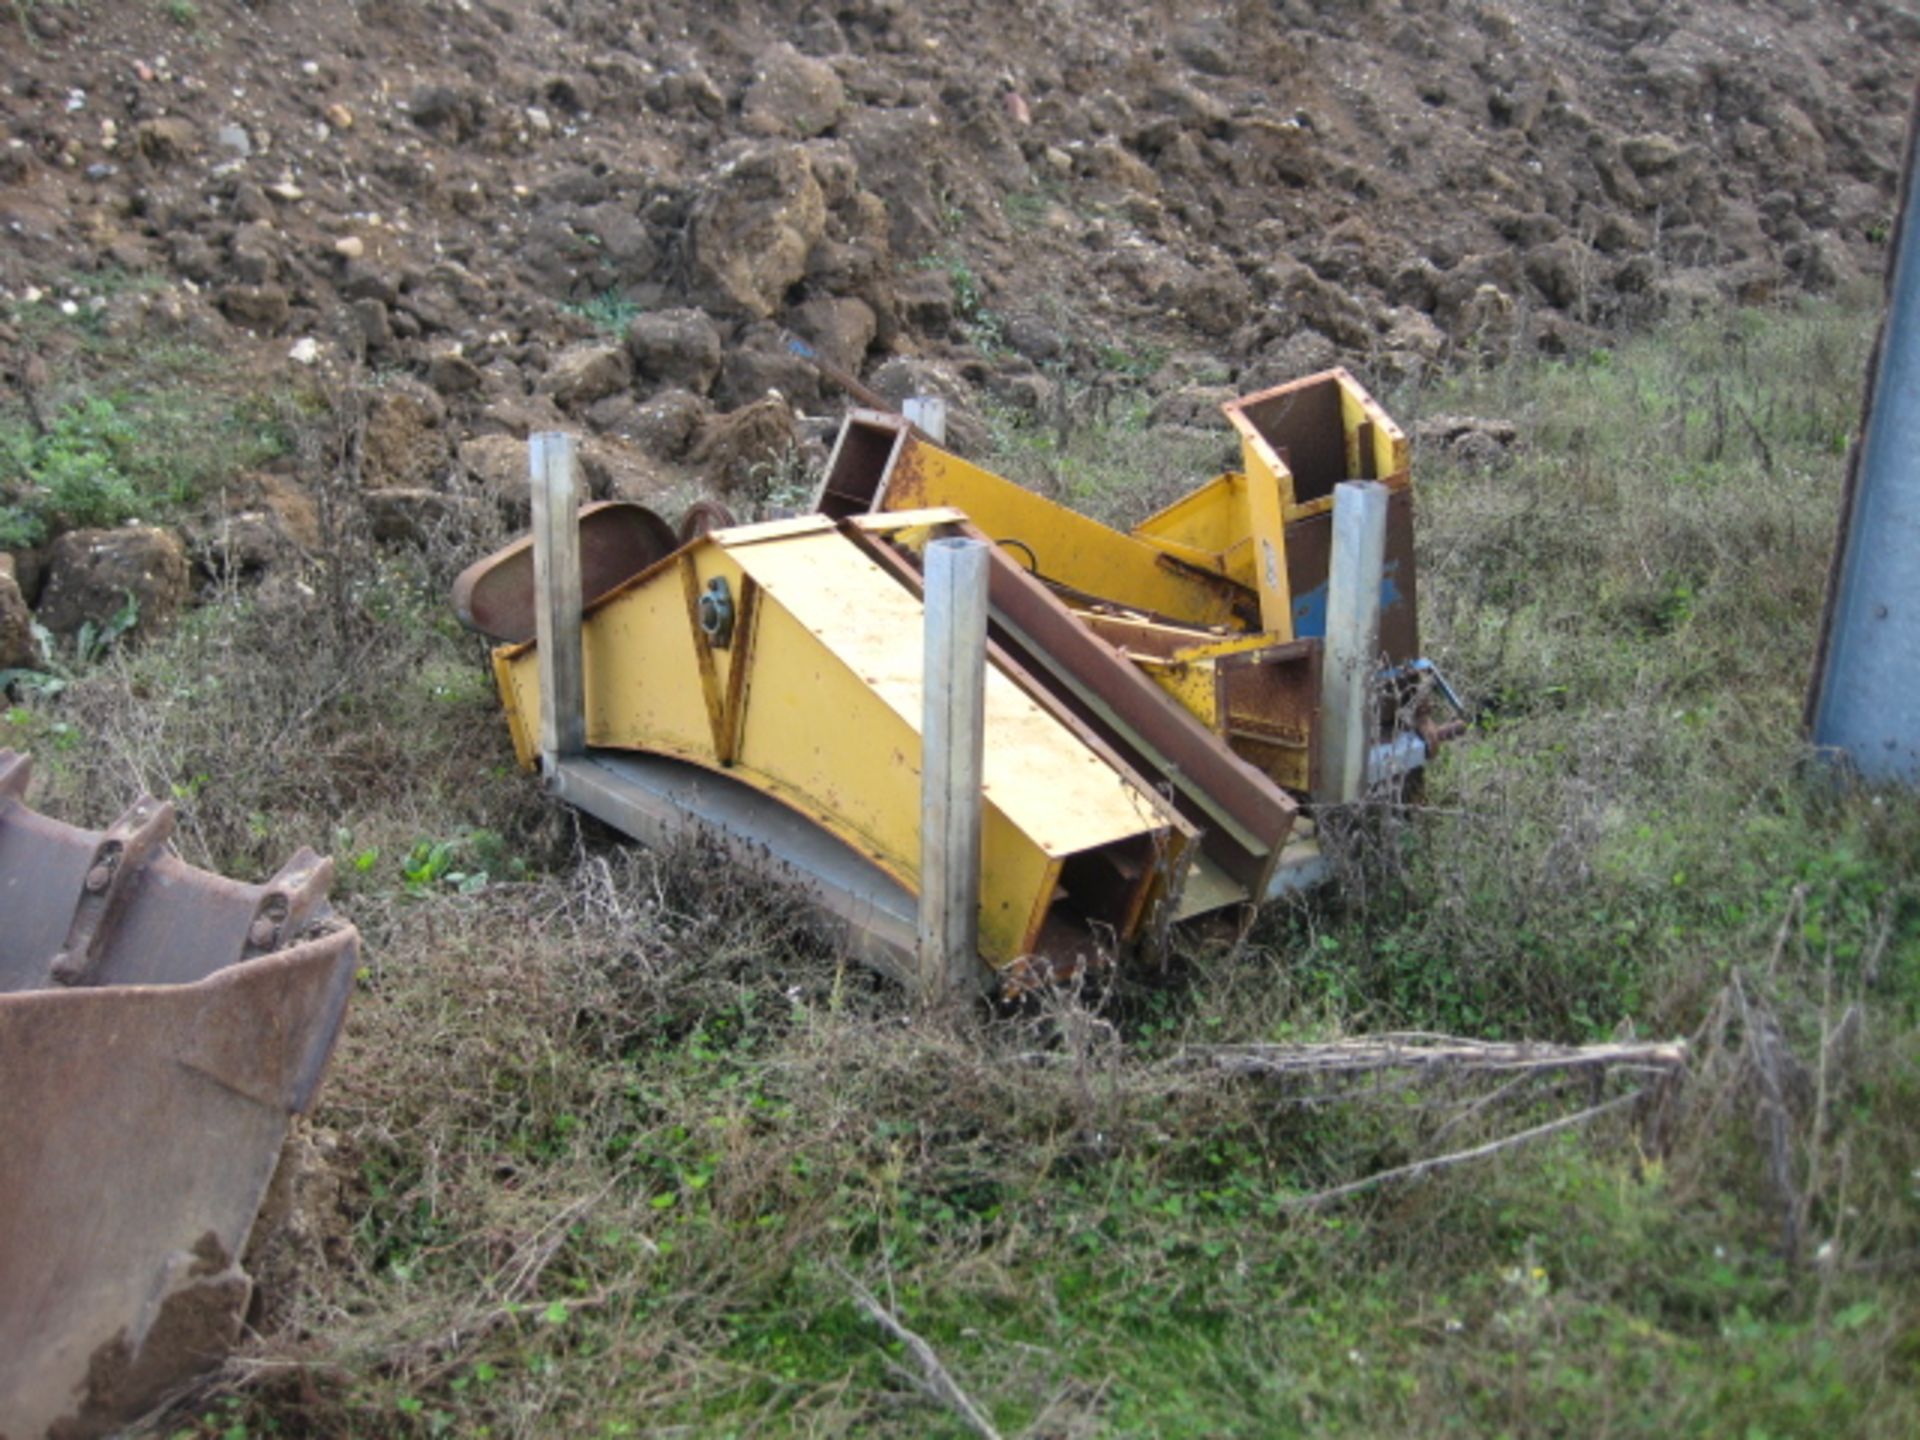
49 795 176 988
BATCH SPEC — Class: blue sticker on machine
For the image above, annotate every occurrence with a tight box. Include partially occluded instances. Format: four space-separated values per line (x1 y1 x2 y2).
1290 562 1402 638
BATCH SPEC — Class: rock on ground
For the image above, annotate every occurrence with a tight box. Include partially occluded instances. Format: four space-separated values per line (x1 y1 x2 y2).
35 527 192 640
0 568 38 668
628 309 724 395
691 397 803 499
742 44 847 140
689 146 828 320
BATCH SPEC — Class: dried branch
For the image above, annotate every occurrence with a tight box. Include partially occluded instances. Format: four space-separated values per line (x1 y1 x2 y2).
1179 1034 1688 1080
1735 970 1805 1263
1284 1089 1646 1212
838 1267 1003 1440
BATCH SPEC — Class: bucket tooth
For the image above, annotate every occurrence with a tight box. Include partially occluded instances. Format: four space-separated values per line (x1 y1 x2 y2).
0 748 29 800
242 847 338 959
49 794 177 987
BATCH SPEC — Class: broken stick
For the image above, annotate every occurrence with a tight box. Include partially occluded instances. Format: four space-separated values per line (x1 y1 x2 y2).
1284 1089 1646 1212
838 1267 1004 1440
1180 1034 1688 1080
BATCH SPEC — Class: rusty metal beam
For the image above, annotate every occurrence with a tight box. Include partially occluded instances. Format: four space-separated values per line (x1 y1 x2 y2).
857 514 1298 901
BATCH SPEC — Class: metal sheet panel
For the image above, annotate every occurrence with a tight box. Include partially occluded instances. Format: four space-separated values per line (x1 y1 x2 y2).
728 529 1171 860
878 439 1258 629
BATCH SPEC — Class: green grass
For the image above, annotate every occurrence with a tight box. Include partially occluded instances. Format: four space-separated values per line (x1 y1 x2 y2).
916 251 1011 354
1 283 294 546
7 289 1918 1439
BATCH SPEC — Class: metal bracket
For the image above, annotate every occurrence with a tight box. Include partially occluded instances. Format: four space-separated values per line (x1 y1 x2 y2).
240 847 336 960
698 576 736 648
49 795 177 987
1382 656 1470 720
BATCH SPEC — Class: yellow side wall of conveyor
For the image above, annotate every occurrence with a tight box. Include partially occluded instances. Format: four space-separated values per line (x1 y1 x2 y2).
492 517 1187 966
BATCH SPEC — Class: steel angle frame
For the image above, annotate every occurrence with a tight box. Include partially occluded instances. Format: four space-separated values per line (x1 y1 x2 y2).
813 409 1259 629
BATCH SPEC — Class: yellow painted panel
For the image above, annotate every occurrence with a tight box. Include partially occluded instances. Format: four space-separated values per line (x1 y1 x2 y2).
1243 463 1294 639
1233 421 1297 511
710 514 838 547
1131 657 1220 728
727 602 1071 962
494 644 538 770
986 816 1059 960
581 564 719 757
728 595 917 874
1233 735 1312 794
1106 629 1280 730
495 521 1175 967
1219 535 1257 591
1130 472 1246 561
497 551 744 769
1338 380 1410 479
880 443 1249 628
730 528 1167 858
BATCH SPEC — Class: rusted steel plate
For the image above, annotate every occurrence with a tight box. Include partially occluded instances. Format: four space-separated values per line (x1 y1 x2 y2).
1226 373 1351 506
451 500 679 643
1217 637 1322 794
0 753 358 1440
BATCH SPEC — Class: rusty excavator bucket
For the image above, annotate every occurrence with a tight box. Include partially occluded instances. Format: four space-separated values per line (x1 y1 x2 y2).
0 751 359 1440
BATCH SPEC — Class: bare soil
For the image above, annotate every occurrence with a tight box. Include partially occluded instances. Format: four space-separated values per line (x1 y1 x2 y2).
2 0 1914 495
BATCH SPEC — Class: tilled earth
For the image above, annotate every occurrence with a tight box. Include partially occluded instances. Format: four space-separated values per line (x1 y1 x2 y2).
0 0 1916 637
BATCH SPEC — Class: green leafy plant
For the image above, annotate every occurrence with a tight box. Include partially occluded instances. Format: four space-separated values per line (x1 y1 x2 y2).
72 590 140 665
1 398 144 543
915 252 1008 354
400 828 524 895
565 289 640 336
0 594 137 700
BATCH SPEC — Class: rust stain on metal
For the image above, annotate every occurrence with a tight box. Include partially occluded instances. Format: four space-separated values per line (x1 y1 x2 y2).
883 435 934 509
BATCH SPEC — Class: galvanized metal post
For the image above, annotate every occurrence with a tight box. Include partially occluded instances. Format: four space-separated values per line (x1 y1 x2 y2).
903 394 948 445
1318 480 1390 805
1809 89 1920 783
530 431 586 774
918 537 989 1004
